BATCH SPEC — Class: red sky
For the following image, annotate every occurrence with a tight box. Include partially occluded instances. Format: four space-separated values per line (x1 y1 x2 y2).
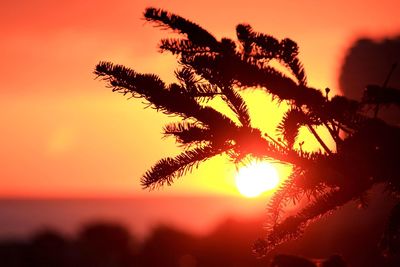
1 0 400 198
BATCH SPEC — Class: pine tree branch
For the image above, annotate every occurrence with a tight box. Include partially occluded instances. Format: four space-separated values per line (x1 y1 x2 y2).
323 122 342 146
94 61 238 131
141 144 228 189
221 86 251 128
306 123 332 155
236 24 307 86
144 7 218 48
163 121 212 144
257 183 373 256
276 108 311 148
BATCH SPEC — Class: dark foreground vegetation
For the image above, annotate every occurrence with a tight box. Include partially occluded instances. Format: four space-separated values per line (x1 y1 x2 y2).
1 220 267 267
0 196 399 267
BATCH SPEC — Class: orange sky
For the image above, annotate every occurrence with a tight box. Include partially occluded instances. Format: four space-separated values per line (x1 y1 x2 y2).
1 0 400 198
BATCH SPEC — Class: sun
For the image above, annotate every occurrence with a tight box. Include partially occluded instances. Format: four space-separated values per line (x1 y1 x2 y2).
235 161 280 198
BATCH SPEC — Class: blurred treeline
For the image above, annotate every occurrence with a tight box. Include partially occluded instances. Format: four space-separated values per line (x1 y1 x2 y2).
0 198 399 267
0 218 270 267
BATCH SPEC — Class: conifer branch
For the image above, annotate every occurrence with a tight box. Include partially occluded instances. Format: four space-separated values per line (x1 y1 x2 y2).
259 183 372 255
96 8 400 260
144 7 218 48
163 121 211 144
306 123 332 155
221 86 251 127
142 144 228 189
94 61 238 130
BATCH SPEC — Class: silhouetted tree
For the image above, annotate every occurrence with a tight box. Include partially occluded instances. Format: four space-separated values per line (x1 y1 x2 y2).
27 230 71 267
95 7 400 259
76 222 137 267
270 254 316 267
320 255 348 267
0 219 395 266
139 225 198 267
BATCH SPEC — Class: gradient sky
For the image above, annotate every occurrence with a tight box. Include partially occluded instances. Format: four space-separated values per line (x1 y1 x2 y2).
2 0 400 198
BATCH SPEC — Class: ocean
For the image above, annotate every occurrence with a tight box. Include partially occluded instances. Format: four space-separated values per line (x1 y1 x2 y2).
0 196 267 240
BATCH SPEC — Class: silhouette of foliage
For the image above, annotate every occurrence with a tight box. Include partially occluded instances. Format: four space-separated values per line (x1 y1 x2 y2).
77 223 137 267
2 215 400 266
270 254 316 267
96 7 400 258
27 230 71 267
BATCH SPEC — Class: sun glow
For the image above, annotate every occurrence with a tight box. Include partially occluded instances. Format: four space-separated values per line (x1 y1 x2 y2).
235 161 280 198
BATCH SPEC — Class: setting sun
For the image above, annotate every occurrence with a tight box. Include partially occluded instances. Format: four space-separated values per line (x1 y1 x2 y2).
235 161 280 198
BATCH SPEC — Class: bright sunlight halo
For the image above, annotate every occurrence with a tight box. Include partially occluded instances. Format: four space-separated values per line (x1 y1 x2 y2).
235 161 280 198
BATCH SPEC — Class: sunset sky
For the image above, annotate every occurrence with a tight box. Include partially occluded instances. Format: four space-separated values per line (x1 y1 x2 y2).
2 0 400 198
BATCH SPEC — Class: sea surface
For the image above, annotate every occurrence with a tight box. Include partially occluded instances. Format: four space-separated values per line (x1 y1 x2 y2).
0 196 267 240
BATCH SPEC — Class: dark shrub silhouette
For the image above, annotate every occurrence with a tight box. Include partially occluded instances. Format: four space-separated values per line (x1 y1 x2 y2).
77 222 137 267
198 218 268 267
0 240 27 267
139 225 198 267
271 254 316 267
2 217 400 266
320 255 348 267
26 230 71 267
